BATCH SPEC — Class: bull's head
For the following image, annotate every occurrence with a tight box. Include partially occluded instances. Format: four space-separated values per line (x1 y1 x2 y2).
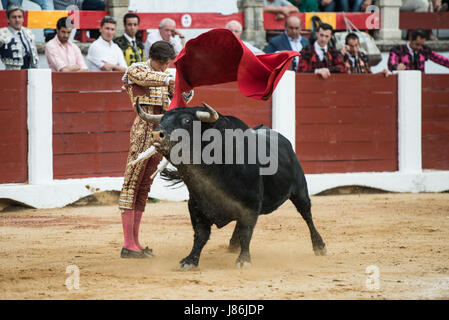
135 98 219 158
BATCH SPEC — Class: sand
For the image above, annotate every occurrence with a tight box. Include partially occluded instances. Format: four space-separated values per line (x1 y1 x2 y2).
1 192 448 300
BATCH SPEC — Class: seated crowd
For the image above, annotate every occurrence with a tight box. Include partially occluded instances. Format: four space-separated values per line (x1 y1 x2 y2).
0 3 448 74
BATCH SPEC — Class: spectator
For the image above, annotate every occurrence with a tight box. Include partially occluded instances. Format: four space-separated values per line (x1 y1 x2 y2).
0 5 39 69
438 0 448 11
145 18 185 59
341 33 389 76
45 17 87 72
360 0 373 11
5 0 56 41
320 0 365 12
114 13 146 66
297 23 347 78
225 20 264 55
288 0 319 12
388 29 449 72
264 0 299 21
86 16 127 72
264 16 310 70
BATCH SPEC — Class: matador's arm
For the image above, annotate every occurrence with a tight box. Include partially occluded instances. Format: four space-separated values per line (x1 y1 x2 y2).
125 64 173 87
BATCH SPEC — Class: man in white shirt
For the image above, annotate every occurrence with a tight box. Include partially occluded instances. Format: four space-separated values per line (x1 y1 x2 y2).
86 16 127 72
144 18 185 58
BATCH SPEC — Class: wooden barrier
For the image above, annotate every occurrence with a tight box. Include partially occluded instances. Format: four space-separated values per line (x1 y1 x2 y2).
0 71 28 184
52 72 133 179
422 74 449 171
400 12 449 30
295 73 398 174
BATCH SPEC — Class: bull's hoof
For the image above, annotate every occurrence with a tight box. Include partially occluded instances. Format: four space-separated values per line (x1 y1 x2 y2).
235 260 252 269
179 257 198 271
180 262 198 271
313 244 327 256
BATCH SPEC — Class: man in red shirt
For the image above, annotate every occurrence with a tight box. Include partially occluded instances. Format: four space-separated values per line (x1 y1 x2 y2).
297 23 347 78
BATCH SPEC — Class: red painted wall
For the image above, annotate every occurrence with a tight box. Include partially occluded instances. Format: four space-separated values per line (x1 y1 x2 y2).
52 72 134 179
295 73 398 174
422 74 449 170
0 71 28 184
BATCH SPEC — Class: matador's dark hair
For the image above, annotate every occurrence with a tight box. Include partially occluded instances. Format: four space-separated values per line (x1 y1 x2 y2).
149 41 176 62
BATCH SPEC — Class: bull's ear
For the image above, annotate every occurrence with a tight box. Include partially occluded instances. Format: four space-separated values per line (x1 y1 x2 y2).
135 97 163 124
196 102 219 123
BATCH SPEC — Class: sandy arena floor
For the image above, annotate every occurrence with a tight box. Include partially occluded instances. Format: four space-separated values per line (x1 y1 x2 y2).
0 193 448 300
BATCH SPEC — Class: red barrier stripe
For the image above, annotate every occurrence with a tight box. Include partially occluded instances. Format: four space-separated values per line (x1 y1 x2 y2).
296 141 397 161
421 74 449 170
0 70 27 184
296 124 396 142
53 132 131 155
69 10 108 29
400 12 449 30
53 152 128 178
422 106 449 121
53 111 135 133
3 10 449 31
297 107 397 124
137 12 244 29
52 72 124 92
296 74 397 93
53 92 130 112
297 92 396 108
1 10 380 30
301 159 397 174
423 74 449 90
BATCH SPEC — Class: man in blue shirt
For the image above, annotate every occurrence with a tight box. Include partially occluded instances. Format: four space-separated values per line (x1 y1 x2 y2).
264 15 310 70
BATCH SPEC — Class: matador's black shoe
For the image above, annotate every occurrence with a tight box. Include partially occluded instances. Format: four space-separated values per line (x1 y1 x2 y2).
120 247 148 259
141 247 155 257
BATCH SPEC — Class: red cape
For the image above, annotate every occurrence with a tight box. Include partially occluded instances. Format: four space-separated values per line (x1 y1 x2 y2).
168 28 299 110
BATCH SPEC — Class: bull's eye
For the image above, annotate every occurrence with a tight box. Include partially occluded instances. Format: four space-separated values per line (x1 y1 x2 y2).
182 118 191 126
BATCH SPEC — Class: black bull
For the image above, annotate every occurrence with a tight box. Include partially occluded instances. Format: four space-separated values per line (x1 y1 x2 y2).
136 100 326 270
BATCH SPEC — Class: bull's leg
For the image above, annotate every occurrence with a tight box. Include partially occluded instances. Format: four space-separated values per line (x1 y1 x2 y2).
235 216 257 269
180 199 211 270
228 222 241 252
290 193 327 256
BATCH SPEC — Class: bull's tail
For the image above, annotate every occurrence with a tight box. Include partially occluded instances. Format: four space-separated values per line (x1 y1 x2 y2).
160 168 184 188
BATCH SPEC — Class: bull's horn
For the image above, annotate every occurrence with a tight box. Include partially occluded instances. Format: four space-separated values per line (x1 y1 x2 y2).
135 97 163 124
196 102 219 123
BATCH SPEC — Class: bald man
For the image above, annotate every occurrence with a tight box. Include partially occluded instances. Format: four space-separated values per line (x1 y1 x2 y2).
264 15 309 70
144 18 186 59
225 20 263 55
